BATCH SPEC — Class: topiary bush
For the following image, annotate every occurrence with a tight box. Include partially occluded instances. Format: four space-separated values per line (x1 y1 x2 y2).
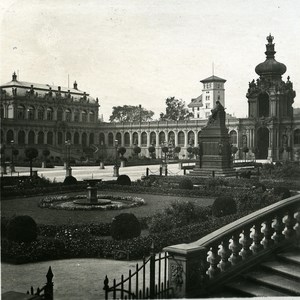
116 174 131 186
273 187 291 199
212 196 237 217
7 215 38 242
63 175 78 185
111 213 141 240
178 178 193 190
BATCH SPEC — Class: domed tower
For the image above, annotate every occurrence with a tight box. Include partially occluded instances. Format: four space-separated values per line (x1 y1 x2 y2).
246 34 296 160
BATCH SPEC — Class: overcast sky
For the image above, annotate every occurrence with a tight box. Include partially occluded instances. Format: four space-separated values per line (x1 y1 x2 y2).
1 0 299 121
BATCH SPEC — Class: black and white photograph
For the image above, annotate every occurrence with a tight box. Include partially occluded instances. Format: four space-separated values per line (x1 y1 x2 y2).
1 0 300 299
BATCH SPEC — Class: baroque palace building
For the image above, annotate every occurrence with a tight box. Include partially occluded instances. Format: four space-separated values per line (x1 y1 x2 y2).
1 35 300 163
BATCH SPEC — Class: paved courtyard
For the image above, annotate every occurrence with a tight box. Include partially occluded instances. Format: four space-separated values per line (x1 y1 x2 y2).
3 163 185 183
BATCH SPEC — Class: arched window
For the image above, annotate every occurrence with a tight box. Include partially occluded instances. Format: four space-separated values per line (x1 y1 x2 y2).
57 107 63 121
57 132 63 145
178 131 185 146
141 132 147 146
7 104 14 119
89 111 95 122
89 133 94 145
159 132 165 144
28 105 35 120
74 132 79 145
108 132 114 146
99 133 105 145
28 131 35 144
47 107 53 121
258 93 269 117
17 104 25 119
188 131 195 145
82 110 87 122
132 132 138 145
150 132 156 145
124 132 130 146
294 129 300 145
74 110 80 122
82 132 87 146
230 130 237 144
116 132 121 145
38 132 44 144
47 132 53 145
18 130 25 144
38 107 44 120
65 109 71 122
6 130 14 143
168 131 175 144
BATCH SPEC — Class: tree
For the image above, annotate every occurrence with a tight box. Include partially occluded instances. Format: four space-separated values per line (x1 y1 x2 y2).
160 97 193 121
148 145 156 159
133 145 141 158
109 105 154 122
42 149 50 162
24 147 38 176
231 146 238 163
118 147 127 161
242 146 249 162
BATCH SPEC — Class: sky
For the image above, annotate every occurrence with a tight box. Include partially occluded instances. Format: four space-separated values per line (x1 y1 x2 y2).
1 0 300 121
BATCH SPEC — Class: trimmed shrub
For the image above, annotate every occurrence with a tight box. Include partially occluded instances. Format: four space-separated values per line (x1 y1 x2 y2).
63 175 78 185
116 174 131 186
273 187 291 199
111 213 141 240
7 215 38 242
212 196 237 217
178 178 193 190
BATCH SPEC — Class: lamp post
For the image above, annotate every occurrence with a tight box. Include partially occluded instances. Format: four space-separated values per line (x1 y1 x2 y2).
113 139 119 177
65 140 72 176
100 140 105 169
10 140 15 173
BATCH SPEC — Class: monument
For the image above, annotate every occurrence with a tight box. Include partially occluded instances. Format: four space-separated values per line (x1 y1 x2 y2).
189 101 235 177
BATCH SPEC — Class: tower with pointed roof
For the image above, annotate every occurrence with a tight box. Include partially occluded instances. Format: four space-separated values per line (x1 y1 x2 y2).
246 34 296 160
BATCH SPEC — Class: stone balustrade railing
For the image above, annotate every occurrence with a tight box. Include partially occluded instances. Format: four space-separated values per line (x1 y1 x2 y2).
164 194 300 298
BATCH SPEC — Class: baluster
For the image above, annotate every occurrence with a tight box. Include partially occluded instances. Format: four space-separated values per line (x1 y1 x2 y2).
219 239 231 272
273 214 285 244
230 232 242 265
207 244 221 278
284 210 296 239
262 219 274 249
252 223 263 254
240 227 253 259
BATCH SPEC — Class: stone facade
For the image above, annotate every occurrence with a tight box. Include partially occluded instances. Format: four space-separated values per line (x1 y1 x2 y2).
1 35 300 162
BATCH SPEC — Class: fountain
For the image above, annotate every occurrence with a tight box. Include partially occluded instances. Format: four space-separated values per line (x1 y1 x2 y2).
39 179 146 211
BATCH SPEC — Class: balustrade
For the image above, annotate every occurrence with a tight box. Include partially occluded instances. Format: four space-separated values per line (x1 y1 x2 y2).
165 194 300 298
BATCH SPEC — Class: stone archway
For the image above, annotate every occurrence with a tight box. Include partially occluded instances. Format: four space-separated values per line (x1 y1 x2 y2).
257 127 269 159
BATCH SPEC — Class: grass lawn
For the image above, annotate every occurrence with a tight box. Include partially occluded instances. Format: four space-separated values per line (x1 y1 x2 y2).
1 190 215 225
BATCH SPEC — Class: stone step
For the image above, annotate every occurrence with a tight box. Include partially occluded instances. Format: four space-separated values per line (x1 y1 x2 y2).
245 271 300 295
261 260 300 280
225 278 288 297
277 250 300 265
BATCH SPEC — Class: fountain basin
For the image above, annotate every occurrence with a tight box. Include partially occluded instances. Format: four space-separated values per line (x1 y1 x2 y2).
73 198 112 206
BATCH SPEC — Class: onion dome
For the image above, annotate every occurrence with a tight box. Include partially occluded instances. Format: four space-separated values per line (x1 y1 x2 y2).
255 34 286 77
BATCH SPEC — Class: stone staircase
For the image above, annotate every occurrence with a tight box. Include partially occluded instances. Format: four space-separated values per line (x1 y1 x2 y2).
213 247 300 297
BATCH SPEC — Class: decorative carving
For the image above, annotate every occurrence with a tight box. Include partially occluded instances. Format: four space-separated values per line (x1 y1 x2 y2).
170 263 183 287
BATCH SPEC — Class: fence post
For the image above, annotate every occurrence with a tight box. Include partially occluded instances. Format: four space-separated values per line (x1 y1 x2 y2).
149 243 156 299
44 266 54 300
103 276 109 300
212 170 215 178
146 167 149 177
183 168 186 175
163 244 209 298
165 166 168 176
159 167 162 176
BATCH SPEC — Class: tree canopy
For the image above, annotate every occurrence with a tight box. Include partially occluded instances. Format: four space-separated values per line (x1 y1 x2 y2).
160 97 193 121
109 105 154 122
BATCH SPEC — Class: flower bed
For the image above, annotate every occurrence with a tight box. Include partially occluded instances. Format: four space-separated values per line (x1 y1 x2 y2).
38 194 146 211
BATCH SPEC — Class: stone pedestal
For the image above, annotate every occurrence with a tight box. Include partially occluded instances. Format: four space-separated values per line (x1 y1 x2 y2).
66 167 72 177
99 161 105 169
84 179 102 204
113 165 119 177
189 102 235 177
120 161 126 168
42 161 46 168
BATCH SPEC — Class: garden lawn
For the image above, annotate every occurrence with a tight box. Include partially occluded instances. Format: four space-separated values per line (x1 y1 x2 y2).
1 190 214 225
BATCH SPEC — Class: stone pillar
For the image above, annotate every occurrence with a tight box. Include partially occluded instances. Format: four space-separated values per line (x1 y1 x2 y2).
184 131 188 147
147 132 151 147
164 244 208 298
194 131 198 147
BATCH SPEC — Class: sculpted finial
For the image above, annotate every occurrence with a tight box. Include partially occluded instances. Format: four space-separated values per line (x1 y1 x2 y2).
266 33 274 45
